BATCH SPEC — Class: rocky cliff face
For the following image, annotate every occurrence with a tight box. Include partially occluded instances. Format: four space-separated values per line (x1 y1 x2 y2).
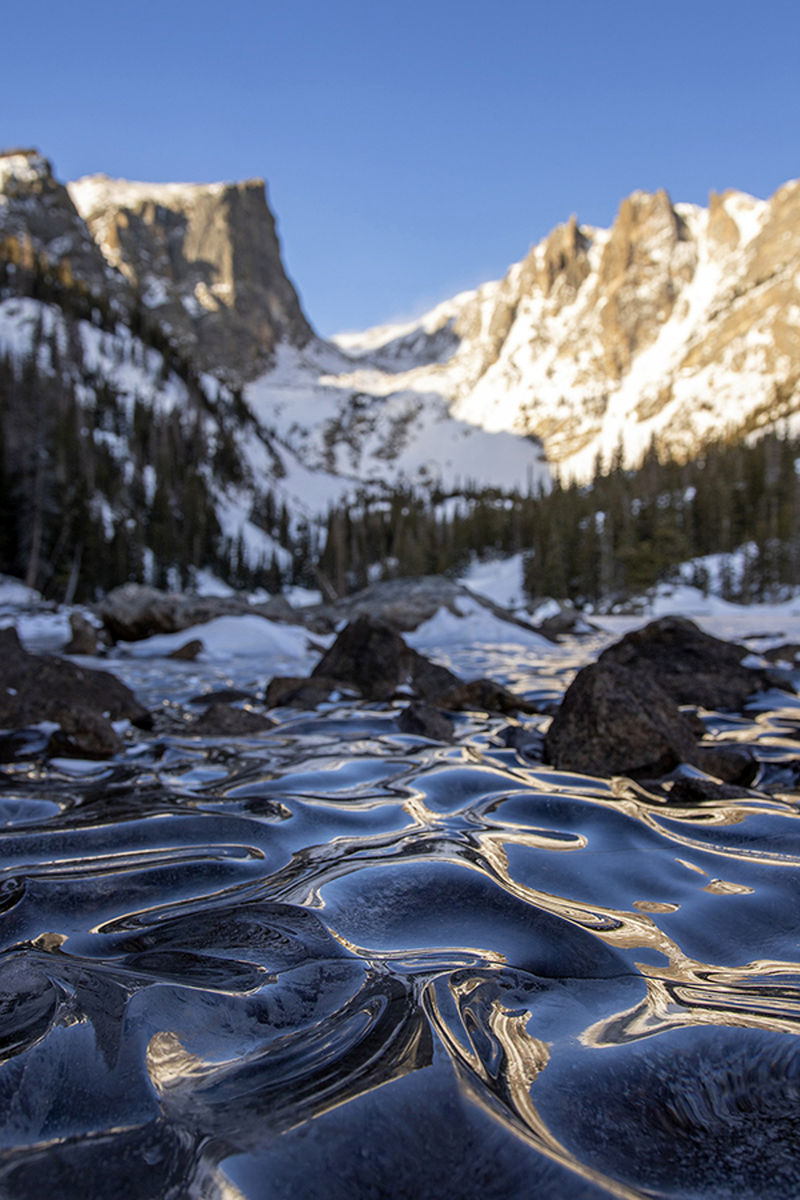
329 180 800 478
0 150 126 302
68 174 313 382
5 148 800 492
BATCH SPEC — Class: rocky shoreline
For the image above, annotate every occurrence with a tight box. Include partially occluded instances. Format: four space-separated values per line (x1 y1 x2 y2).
2 578 798 806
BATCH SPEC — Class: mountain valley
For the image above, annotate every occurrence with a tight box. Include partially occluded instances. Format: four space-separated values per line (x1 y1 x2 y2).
1 147 799 602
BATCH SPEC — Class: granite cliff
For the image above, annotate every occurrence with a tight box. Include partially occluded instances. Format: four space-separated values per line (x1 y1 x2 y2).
332 181 800 477
68 172 313 382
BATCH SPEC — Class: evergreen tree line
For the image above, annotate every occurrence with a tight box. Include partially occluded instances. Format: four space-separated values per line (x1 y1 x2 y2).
0 241 318 600
317 433 800 606
0 342 224 599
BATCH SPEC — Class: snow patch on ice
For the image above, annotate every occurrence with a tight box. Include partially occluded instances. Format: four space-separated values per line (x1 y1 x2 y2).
119 613 325 669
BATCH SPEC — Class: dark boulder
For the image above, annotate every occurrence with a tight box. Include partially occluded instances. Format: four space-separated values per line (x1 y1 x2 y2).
667 776 761 804
64 612 105 656
543 660 698 778
0 626 151 759
167 639 205 661
264 675 346 709
693 743 758 786
598 616 773 710
438 677 538 715
397 702 455 742
301 575 552 637
190 703 275 737
310 616 461 703
46 709 124 759
538 606 598 640
93 583 302 644
763 643 800 665
274 616 537 717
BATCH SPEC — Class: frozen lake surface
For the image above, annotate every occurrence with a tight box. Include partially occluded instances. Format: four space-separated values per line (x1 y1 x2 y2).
2 591 800 1197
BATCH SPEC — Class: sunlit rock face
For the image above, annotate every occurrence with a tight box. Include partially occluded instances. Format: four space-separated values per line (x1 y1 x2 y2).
69 173 313 383
5 150 800 496
331 179 800 478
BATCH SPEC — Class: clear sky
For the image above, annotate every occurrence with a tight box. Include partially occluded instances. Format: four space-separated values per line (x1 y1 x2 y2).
3 0 799 334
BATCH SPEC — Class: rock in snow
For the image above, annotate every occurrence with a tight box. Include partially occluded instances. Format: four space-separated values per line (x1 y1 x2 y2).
267 615 535 716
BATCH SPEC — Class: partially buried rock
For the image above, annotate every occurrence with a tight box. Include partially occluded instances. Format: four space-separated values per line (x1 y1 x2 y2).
46 708 123 759
307 615 535 714
167 639 204 661
64 611 104 656
0 626 151 759
264 675 345 709
538 606 598 640
599 615 776 710
544 660 698 779
692 743 758 786
439 677 538 715
190 703 274 737
763 643 800 665
667 776 761 804
276 615 534 716
397 701 455 742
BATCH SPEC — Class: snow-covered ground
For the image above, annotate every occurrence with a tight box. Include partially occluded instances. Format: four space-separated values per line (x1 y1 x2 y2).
458 553 529 613
117 614 325 669
4 567 800 696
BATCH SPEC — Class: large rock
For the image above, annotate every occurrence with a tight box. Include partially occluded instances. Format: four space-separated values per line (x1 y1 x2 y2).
397 702 455 743
64 611 106 656
94 583 298 643
0 626 150 757
310 616 460 702
282 615 533 715
543 661 698 779
264 675 349 709
190 703 274 737
599 616 774 710
302 576 553 638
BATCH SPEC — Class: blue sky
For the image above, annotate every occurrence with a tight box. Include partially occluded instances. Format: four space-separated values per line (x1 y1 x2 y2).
3 1 799 334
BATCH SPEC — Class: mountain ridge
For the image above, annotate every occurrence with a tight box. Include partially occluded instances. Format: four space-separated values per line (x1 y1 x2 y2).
325 179 799 478
1 146 799 601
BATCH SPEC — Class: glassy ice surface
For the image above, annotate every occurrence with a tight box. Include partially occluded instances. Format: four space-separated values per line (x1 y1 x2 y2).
1 613 800 1198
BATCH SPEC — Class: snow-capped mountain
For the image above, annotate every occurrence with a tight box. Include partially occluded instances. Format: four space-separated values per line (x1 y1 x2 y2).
68 171 313 384
327 184 800 479
2 145 799 603
0 149 548 501
0 149 550 599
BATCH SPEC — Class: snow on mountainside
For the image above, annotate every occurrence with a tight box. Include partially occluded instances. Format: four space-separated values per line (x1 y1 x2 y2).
245 340 549 494
328 185 800 479
5 147 800 532
0 149 549 603
62 158 549 496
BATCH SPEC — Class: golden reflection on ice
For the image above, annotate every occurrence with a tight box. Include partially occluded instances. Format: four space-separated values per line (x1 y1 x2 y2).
425 979 650 1200
584 956 800 1047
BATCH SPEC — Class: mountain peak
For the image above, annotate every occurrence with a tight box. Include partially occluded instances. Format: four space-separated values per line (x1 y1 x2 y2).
0 148 52 187
68 172 313 382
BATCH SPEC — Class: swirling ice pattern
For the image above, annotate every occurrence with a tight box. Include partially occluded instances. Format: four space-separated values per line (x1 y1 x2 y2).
1 650 800 1198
